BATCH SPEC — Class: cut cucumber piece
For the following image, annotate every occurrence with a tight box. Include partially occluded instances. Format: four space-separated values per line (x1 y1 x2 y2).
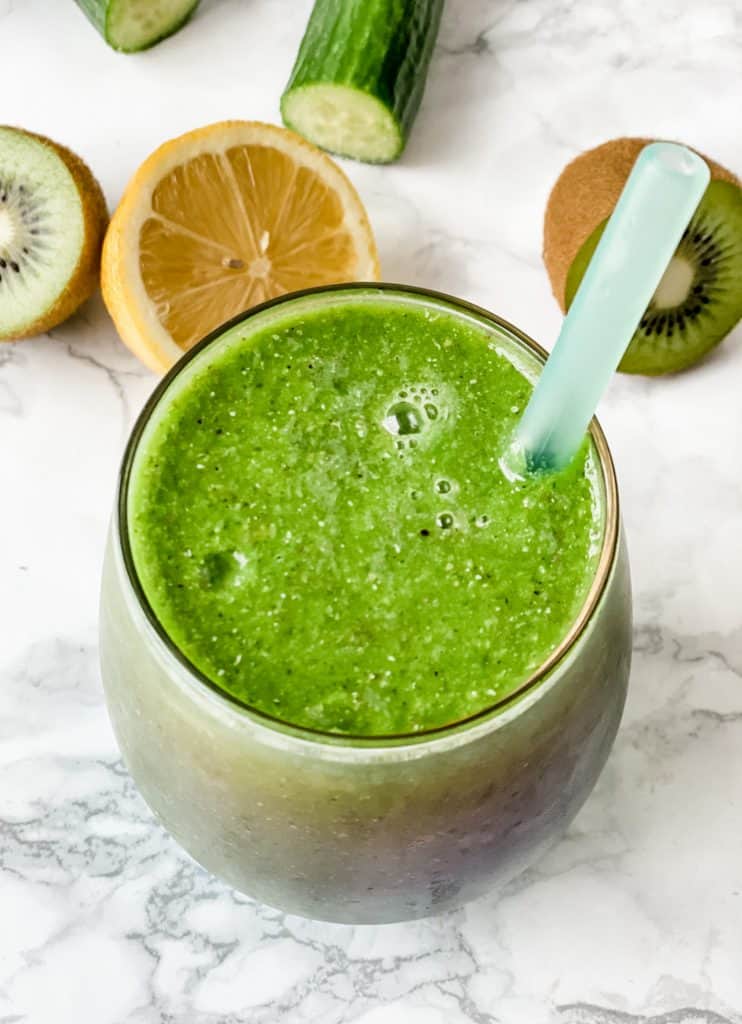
281 0 443 164
75 0 199 52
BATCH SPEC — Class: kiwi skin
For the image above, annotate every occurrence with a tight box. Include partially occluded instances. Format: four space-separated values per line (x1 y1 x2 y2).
543 137 741 374
0 128 108 342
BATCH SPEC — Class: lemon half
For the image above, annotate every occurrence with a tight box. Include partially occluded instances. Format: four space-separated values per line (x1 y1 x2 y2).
102 121 380 372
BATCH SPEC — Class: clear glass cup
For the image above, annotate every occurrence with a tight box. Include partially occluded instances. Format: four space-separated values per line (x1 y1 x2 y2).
100 284 632 924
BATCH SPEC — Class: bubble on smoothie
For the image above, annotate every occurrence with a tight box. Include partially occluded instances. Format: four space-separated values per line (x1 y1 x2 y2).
436 512 455 530
435 478 453 495
383 401 424 437
199 551 235 587
383 386 442 448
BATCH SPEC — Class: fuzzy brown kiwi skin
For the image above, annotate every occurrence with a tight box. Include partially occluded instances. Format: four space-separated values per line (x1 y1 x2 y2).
0 128 109 342
543 137 740 312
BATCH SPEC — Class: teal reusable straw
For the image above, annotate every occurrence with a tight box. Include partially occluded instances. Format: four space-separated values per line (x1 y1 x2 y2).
512 142 710 471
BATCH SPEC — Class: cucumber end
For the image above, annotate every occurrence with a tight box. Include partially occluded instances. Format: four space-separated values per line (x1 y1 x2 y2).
106 0 199 52
281 84 403 164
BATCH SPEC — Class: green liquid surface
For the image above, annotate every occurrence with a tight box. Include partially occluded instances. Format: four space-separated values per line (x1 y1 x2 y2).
129 297 603 735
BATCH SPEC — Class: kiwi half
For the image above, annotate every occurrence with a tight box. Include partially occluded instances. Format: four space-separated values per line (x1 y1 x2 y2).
0 127 108 342
544 138 742 375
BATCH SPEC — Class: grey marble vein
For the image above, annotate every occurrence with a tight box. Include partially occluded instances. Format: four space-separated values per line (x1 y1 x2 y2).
559 1007 740 1024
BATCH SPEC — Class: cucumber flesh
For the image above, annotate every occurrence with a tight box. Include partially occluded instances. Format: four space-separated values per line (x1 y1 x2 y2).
283 84 403 165
75 0 199 52
281 0 443 164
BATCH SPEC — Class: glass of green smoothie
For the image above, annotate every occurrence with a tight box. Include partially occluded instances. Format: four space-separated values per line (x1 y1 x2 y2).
100 283 631 924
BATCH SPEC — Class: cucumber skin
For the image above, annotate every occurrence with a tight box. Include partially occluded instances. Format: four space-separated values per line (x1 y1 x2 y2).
74 0 200 53
75 0 107 38
281 0 444 161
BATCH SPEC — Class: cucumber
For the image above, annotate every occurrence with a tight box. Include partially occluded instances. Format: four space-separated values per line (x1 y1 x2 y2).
281 0 444 164
74 0 199 52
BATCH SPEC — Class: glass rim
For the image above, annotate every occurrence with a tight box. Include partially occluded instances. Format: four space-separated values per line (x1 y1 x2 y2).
116 282 620 748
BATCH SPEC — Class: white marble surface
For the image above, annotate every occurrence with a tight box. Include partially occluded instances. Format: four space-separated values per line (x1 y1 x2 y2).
2 1 742 1021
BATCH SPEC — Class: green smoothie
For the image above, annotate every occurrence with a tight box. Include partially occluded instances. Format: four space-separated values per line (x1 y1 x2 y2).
128 295 602 736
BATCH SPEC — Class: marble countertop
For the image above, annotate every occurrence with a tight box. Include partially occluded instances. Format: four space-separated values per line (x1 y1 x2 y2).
2 0 742 1021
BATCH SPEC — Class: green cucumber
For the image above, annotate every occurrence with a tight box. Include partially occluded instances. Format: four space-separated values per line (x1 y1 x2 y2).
74 0 199 52
281 0 444 164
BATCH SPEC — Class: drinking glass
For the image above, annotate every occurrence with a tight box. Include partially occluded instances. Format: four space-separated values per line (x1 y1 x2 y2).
100 284 631 924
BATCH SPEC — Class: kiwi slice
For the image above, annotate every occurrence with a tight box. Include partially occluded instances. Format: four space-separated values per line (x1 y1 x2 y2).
544 138 742 375
0 127 108 342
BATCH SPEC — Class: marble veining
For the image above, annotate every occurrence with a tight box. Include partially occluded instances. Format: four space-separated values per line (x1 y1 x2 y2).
559 1010 738 1024
2 0 742 1021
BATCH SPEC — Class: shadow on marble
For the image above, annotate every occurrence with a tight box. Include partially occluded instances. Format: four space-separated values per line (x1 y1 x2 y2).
397 0 516 171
